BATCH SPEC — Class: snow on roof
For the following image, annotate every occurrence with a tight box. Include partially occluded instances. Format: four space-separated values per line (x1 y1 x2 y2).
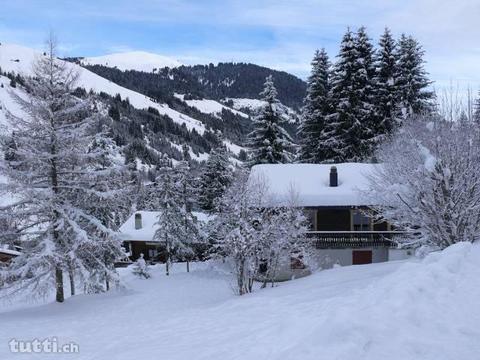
119 211 213 242
250 163 380 207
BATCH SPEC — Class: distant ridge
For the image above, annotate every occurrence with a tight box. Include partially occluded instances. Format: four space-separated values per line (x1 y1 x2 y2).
82 51 183 72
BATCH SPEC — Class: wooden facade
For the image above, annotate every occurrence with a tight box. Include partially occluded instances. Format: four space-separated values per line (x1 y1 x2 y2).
301 206 401 266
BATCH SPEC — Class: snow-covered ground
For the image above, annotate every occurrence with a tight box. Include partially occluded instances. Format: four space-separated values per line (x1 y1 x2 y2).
1 242 478 360
174 94 248 119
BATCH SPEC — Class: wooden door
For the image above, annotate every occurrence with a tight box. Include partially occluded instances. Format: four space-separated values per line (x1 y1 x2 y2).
352 250 372 265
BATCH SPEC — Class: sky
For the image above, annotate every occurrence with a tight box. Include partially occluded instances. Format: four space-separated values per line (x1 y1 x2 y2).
1 0 479 93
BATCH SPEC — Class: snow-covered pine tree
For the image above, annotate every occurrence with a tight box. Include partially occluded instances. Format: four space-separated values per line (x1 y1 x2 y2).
326 27 377 162
473 91 480 124
374 27 399 139
198 141 233 212
78 131 132 293
247 75 293 166
298 49 331 163
0 37 125 302
154 165 192 276
175 151 199 272
395 34 433 119
352 26 378 158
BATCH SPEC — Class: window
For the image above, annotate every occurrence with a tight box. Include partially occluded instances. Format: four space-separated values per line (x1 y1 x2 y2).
352 210 371 231
148 249 158 258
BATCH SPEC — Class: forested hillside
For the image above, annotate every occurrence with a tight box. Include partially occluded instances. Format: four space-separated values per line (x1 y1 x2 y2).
73 61 307 110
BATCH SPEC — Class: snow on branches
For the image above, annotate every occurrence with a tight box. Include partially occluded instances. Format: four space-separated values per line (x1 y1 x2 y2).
367 115 480 250
0 37 130 302
213 170 310 295
247 75 294 166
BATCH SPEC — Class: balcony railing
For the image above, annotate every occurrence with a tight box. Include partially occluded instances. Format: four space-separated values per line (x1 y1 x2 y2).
306 231 409 249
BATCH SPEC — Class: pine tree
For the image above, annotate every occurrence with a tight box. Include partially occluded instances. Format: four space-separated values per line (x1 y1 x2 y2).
154 165 193 276
326 28 376 162
198 142 233 212
78 132 132 293
247 75 293 165
176 150 199 272
395 34 433 118
298 49 331 163
352 26 378 157
374 28 399 137
472 91 480 124
0 37 125 302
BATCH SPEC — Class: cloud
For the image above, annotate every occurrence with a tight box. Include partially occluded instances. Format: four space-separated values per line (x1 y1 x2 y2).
0 0 479 89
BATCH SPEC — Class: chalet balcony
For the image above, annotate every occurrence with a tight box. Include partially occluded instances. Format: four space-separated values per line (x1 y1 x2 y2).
306 231 409 249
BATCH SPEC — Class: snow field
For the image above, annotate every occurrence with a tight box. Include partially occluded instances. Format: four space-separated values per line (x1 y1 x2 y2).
1 242 478 360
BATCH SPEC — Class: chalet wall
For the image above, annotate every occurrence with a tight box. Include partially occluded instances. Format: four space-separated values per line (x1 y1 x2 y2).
315 247 389 268
388 248 413 261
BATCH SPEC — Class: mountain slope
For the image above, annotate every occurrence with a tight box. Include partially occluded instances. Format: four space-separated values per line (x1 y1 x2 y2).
0 43 303 168
0 44 204 133
82 51 183 72
0 43 250 166
83 62 307 110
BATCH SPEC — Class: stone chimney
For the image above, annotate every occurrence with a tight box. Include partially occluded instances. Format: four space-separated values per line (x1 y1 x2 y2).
329 166 338 187
134 213 142 229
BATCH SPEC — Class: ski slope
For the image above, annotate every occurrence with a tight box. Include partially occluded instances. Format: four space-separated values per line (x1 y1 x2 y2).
0 242 478 360
174 94 248 119
82 51 182 72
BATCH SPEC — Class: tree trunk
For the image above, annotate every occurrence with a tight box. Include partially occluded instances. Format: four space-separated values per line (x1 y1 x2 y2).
237 261 245 295
186 260 190 273
165 236 170 276
55 266 64 303
68 264 75 296
105 273 110 291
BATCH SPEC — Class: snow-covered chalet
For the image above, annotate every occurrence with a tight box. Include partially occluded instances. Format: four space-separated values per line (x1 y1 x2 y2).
118 211 211 263
250 163 410 267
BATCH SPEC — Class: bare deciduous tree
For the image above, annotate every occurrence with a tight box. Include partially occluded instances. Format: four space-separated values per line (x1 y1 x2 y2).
367 115 480 250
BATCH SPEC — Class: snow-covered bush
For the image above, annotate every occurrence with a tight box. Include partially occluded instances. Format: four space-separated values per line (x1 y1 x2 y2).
214 171 309 295
132 253 150 279
368 115 480 249
257 187 310 287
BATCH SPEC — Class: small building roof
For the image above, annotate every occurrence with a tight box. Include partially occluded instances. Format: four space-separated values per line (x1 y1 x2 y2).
119 210 213 242
249 163 379 207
